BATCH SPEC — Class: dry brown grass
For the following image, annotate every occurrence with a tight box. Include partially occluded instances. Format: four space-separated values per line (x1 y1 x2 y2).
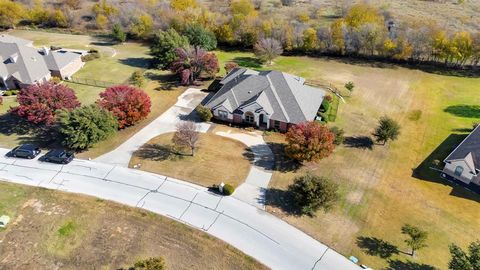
0 182 266 270
129 132 251 188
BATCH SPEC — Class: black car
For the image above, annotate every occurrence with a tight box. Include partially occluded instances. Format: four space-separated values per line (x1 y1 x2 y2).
10 144 41 159
43 150 75 164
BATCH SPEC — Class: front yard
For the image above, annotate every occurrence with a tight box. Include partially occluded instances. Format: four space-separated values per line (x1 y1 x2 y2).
0 182 265 269
129 132 251 188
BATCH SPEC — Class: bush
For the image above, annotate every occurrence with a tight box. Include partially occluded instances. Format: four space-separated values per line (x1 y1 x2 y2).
82 52 100 62
9 82 81 125
320 99 330 112
289 174 339 216
130 70 145 87
223 184 235 196
58 105 118 150
133 257 166 270
195 105 213 122
329 126 345 145
97 85 152 129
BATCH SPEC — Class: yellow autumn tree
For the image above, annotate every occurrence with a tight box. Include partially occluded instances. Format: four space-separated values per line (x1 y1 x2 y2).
303 28 317 51
170 0 197 11
344 3 383 29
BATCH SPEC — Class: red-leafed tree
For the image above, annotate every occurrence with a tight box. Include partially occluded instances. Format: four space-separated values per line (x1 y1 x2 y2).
9 82 80 125
97 85 151 129
285 121 335 163
170 46 219 85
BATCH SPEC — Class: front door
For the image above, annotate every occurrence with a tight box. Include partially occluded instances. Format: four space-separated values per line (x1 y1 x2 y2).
259 114 264 125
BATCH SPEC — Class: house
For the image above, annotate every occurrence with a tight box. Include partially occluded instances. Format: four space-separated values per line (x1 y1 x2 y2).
443 125 480 186
0 34 85 90
204 68 326 132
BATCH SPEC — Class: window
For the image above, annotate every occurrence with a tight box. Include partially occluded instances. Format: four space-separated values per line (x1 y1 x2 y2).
454 166 464 177
245 112 255 124
274 120 281 130
218 110 228 119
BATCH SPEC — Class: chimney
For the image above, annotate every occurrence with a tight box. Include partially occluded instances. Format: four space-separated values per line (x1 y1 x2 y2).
9 53 18 63
42 46 50 55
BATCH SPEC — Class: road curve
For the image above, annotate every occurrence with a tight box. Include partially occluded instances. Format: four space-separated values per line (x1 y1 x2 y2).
0 149 361 270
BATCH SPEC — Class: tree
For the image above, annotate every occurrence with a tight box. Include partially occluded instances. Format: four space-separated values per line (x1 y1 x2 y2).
254 38 283 65
133 257 166 270
285 121 335 163
184 25 217 51
58 105 118 150
288 174 339 216
150 28 189 69
373 116 400 145
303 28 318 51
97 85 151 129
449 241 480 270
401 224 428 256
195 105 213 122
345 81 355 92
0 0 26 29
172 121 199 156
130 14 154 40
170 0 197 11
329 126 345 145
224 62 239 73
111 23 126 43
10 82 80 125
95 14 108 30
170 46 219 85
130 71 145 87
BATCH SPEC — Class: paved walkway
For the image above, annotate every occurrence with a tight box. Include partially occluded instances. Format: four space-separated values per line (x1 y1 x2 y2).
95 88 210 167
0 148 360 270
216 130 274 210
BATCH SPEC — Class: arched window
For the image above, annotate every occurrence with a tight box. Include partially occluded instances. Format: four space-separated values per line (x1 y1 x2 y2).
245 112 255 124
454 166 464 177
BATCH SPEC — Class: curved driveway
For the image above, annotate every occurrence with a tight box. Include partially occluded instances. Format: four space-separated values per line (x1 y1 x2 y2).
0 149 360 270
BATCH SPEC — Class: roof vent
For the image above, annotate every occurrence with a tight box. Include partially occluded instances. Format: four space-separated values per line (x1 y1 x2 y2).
9 53 18 63
248 91 252 94
31 57 36 62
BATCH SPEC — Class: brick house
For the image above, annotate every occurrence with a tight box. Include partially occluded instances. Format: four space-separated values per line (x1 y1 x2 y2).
204 68 326 132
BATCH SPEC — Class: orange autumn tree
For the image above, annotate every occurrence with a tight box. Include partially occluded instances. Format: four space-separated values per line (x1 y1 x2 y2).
285 121 335 163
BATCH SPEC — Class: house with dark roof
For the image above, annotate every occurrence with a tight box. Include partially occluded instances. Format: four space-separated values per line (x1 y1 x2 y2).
204 68 325 132
0 34 85 90
443 125 480 186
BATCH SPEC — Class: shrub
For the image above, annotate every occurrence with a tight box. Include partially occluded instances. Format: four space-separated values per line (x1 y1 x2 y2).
97 85 151 129
58 105 118 150
225 62 239 73
50 76 62 84
285 121 335 162
130 70 145 87
133 257 166 270
195 105 212 122
345 81 355 92
150 28 189 70
324 95 333 103
320 99 330 112
82 52 100 62
329 126 345 145
289 174 339 216
223 184 235 195
9 82 81 125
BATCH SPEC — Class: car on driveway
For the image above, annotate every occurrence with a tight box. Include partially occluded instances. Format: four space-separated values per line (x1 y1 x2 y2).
43 150 75 164
9 144 41 159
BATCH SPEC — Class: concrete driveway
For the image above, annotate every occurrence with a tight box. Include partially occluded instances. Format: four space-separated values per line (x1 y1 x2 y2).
0 148 361 270
95 88 210 167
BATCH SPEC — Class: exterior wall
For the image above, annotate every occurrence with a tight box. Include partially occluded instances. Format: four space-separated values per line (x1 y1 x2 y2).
269 119 289 132
443 160 475 184
213 107 233 122
233 114 243 123
57 58 85 79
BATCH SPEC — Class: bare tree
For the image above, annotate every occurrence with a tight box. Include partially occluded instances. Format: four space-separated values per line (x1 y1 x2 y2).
254 38 283 65
172 121 199 156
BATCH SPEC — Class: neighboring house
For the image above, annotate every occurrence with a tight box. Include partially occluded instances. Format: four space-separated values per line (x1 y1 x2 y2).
205 68 325 132
443 125 480 186
0 34 85 90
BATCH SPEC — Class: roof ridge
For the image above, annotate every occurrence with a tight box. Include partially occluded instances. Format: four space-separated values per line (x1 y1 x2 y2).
281 72 308 120
266 73 290 122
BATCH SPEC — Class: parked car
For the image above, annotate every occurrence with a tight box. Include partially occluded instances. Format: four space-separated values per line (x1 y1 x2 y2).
9 144 41 159
43 150 74 164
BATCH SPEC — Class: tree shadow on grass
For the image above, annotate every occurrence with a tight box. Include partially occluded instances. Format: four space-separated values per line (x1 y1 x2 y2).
444 105 480 118
0 113 60 147
344 136 374 150
356 236 399 259
133 144 175 161
119 58 152 69
266 142 301 172
232 57 263 69
265 188 302 216
385 259 437 270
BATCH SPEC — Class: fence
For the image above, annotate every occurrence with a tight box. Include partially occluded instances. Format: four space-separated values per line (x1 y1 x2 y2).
67 77 118 88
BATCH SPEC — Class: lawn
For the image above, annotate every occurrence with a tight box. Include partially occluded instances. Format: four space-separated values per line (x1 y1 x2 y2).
215 50 480 269
129 132 251 188
0 182 266 270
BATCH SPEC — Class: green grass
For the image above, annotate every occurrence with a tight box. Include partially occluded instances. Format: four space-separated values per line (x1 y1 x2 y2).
58 221 77 237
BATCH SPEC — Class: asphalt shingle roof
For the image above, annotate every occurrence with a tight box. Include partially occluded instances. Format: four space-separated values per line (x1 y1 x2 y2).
206 68 325 124
444 125 480 171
